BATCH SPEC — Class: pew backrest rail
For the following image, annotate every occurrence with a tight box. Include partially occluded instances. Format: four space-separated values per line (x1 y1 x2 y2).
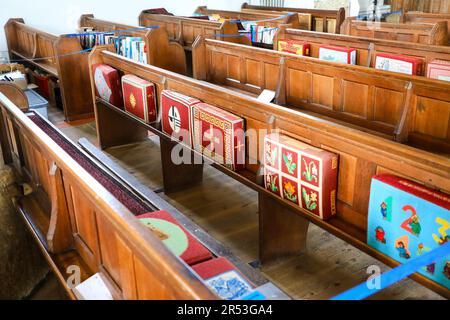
192 37 450 153
0 84 216 300
341 18 449 46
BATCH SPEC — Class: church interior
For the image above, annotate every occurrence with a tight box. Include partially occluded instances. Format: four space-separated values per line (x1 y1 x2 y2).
0 0 449 301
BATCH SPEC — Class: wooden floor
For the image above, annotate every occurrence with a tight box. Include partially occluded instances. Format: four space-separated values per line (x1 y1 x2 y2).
45 104 445 300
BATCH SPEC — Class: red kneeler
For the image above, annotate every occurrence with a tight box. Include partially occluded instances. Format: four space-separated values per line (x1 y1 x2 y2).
137 211 212 265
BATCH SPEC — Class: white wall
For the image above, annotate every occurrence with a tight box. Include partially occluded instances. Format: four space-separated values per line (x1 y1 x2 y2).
0 0 247 52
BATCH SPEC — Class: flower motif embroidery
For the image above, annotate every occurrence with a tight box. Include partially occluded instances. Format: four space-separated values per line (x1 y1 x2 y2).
302 188 318 211
283 181 298 203
267 174 278 193
265 143 278 167
283 152 297 174
302 159 318 183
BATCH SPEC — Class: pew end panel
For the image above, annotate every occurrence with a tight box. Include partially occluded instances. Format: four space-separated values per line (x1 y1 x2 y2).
4 18 95 121
88 49 450 297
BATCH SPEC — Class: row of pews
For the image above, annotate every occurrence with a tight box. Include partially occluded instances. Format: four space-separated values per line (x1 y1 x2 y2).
1 5 450 299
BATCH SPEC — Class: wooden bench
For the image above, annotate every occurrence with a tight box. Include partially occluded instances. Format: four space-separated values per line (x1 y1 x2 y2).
341 17 448 46
88 46 450 298
192 37 450 154
4 18 94 121
390 0 450 14
194 5 300 29
138 9 252 51
0 83 278 299
241 2 346 34
274 27 450 76
401 11 450 44
79 14 187 75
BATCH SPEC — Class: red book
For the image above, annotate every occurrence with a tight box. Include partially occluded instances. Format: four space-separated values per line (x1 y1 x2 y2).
375 53 423 75
161 90 201 147
264 133 339 220
137 210 212 265
121 74 157 123
319 45 356 64
427 59 450 82
192 257 254 300
278 40 310 56
92 64 123 109
192 103 245 171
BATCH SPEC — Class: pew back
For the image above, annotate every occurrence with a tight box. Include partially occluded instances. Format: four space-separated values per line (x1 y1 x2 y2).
402 11 450 43
194 6 300 28
192 37 450 153
79 14 187 75
89 48 450 297
0 84 216 300
241 2 346 33
274 27 450 76
138 10 251 50
341 18 448 46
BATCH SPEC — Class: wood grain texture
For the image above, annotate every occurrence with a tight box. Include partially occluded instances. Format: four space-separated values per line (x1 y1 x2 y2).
87 49 450 297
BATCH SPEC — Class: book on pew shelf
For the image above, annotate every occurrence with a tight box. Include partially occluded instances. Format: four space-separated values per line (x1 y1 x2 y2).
161 90 201 147
192 257 255 300
73 273 113 300
192 103 245 171
367 175 450 289
319 45 356 65
278 40 310 56
375 53 423 75
121 74 157 123
137 210 212 265
92 64 123 109
263 133 338 220
427 60 450 82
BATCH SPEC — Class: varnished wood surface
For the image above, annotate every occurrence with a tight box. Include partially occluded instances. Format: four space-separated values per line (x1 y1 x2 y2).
240 2 346 34
192 37 450 154
341 17 448 46
274 27 450 76
0 86 217 300
46 102 445 299
87 49 450 297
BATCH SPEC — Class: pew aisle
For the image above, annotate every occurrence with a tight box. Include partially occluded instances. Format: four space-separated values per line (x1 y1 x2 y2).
44 102 444 300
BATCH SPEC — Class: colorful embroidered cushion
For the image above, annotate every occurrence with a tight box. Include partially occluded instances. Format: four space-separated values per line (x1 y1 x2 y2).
138 211 212 265
192 257 254 300
92 64 123 109
368 174 450 289
263 133 338 220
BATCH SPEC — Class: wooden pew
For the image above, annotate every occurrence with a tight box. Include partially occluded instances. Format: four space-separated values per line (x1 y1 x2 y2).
79 14 187 75
402 11 450 44
192 37 450 154
0 83 219 299
241 2 346 34
194 6 300 29
138 9 252 51
274 27 450 76
341 17 448 46
4 18 94 121
87 47 450 298
390 0 450 14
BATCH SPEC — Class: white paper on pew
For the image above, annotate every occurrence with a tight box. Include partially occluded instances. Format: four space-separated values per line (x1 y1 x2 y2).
73 273 113 300
257 89 276 104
